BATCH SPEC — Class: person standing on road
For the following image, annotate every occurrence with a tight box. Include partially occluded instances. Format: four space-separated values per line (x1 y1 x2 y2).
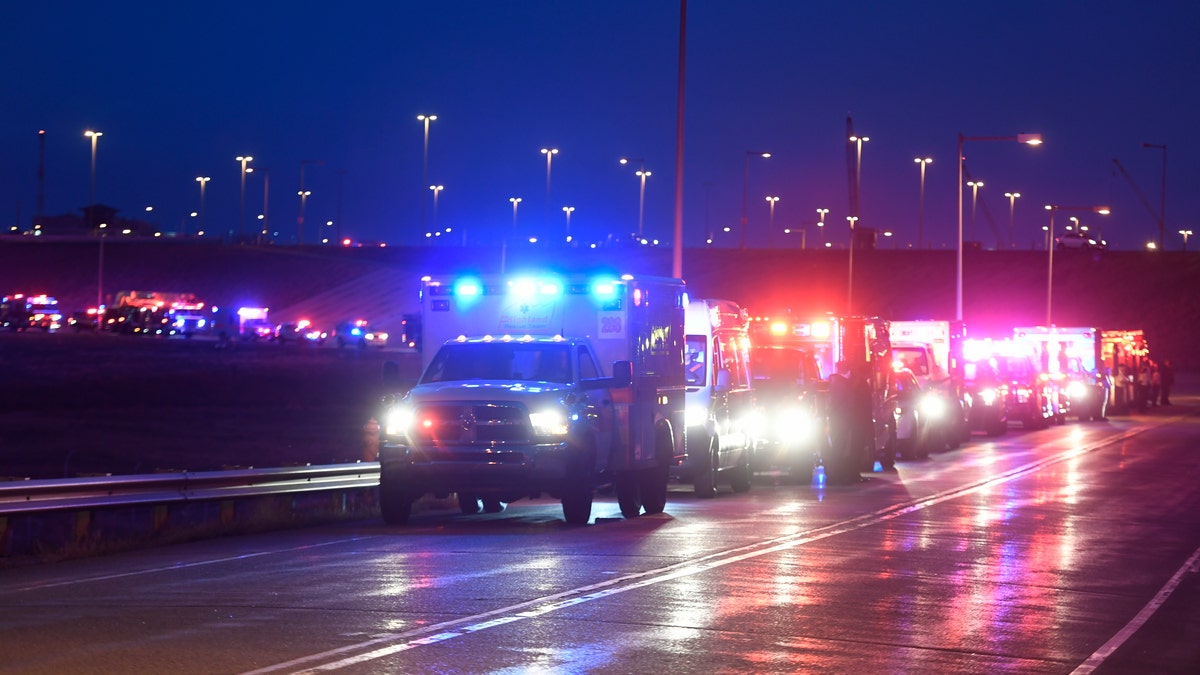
1159 359 1175 406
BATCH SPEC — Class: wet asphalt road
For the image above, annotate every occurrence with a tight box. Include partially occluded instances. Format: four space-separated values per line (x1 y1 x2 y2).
2 403 1198 674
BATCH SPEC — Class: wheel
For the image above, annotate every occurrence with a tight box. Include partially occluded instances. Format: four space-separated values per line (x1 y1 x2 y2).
561 438 596 525
727 446 753 494
615 472 642 518
457 494 482 514
692 436 719 498
481 499 505 513
379 472 415 525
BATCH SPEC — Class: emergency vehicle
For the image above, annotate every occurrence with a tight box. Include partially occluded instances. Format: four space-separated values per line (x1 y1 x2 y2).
746 315 829 482
237 307 274 340
1013 326 1104 421
377 273 687 525
681 299 755 497
107 290 207 337
1100 329 1150 414
888 320 970 449
0 294 62 331
962 337 1060 430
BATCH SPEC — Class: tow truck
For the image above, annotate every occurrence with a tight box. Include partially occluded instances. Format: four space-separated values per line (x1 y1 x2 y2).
377 273 687 525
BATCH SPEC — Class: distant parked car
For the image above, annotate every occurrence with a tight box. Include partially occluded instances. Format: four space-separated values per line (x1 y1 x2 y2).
274 319 327 345
333 319 388 349
1056 230 1107 250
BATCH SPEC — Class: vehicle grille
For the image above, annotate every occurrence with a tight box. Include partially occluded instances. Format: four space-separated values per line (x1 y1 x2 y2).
411 402 531 446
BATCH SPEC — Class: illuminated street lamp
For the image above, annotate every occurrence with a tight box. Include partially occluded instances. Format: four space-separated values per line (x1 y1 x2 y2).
765 196 780 249
967 180 984 243
849 135 869 221
562 206 575 242
541 148 559 234
1180 229 1194 251
418 114 437 233
816 208 829 247
297 190 312 244
914 157 932 249
1004 192 1021 248
619 158 649 236
429 185 444 233
509 197 522 236
195 176 211 236
1142 142 1166 250
956 132 1043 321
84 130 102 233
1044 203 1110 324
740 151 771 249
236 155 254 242
846 215 859 314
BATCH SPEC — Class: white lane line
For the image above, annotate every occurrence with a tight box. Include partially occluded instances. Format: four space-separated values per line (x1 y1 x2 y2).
1070 540 1200 674
249 426 1152 674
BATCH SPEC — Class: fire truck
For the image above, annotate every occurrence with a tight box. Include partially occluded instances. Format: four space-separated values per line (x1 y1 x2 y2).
0 293 62 331
106 290 209 336
1013 326 1105 421
377 273 687 525
888 320 970 449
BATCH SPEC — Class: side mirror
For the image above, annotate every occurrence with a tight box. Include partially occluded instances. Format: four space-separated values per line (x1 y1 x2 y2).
715 368 732 392
611 360 633 388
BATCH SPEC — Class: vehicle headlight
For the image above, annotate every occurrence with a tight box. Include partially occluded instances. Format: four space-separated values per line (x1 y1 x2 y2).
979 388 997 406
529 409 570 437
773 406 816 444
919 393 947 420
383 405 414 438
686 404 710 428
1066 380 1088 399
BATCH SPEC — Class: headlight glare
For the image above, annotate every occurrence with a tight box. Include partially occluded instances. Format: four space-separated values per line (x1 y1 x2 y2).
529 409 570 436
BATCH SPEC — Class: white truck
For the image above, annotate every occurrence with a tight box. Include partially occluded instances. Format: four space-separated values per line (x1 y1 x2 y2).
377 273 687 525
1013 326 1104 421
887 319 969 450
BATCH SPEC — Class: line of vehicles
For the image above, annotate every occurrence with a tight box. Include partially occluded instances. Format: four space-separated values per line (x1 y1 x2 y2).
375 271 1155 527
3 289 390 349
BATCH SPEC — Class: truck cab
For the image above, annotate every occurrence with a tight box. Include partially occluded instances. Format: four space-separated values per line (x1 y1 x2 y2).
679 299 755 497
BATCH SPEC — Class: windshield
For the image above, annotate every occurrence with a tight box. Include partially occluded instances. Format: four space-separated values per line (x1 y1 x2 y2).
685 335 707 386
751 346 818 391
422 342 573 384
891 346 930 377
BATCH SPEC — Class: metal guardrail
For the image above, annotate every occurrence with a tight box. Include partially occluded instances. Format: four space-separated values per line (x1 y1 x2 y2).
0 462 381 515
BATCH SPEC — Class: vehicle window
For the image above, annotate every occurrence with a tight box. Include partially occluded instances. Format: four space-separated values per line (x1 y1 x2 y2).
717 332 749 388
891 347 930 377
685 335 707 386
577 346 599 380
422 343 573 383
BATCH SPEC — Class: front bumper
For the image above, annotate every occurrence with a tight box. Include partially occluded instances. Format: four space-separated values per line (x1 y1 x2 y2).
379 440 572 498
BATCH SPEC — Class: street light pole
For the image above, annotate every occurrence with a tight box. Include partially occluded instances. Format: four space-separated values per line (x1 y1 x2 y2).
740 151 771 249
259 168 270 245
236 155 254 243
195 176 210 237
84 130 102 233
914 157 932 249
509 197 522 238
297 159 323 245
562 206 575 243
1142 142 1166 250
849 135 869 221
541 147 558 237
967 180 984 243
429 185 444 235
1045 203 1111 325
765 196 779 249
816 208 829 247
1179 229 1193 251
956 132 1043 322
418 114 437 236
846 215 859 314
1004 192 1021 249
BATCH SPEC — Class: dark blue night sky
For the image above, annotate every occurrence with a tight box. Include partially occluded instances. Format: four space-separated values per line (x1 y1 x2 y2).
3 1 1198 250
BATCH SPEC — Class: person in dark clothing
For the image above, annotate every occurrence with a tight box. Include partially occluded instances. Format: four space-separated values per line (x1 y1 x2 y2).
1159 359 1175 406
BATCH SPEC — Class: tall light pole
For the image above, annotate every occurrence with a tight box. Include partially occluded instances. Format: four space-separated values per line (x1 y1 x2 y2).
509 197 522 237
562 206 575 243
1180 229 1193 251
849 135 869 222
429 185 444 235
297 159 323 245
967 180 984 243
418 114 437 236
914 157 932 249
846 216 859 314
1004 192 1021 249
84 130 102 233
541 147 558 236
956 132 1043 321
259 168 270 244
619 157 647 236
235 155 254 242
1142 142 1166 250
1045 204 1110 325
765 196 779 249
740 151 771 249
195 176 211 236
816 208 829 247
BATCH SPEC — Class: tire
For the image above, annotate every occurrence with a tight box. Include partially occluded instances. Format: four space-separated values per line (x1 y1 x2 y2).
379 472 415 525
457 494 482 514
482 499 505 513
692 436 719 498
638 424 672 515
615 472 642 518
561 438 596 525
728 446 753 494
